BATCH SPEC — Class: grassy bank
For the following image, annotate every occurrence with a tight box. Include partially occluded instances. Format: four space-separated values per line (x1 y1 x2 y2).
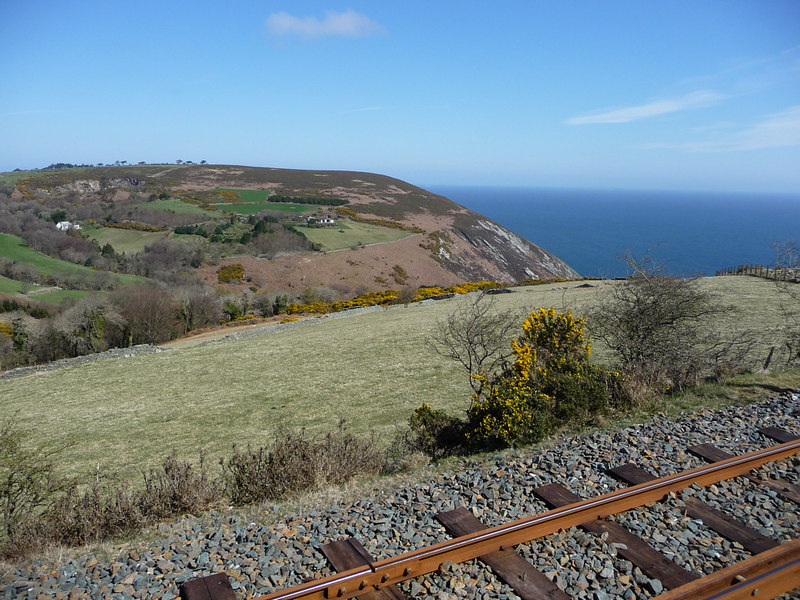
0 233 144 286
0 277 795 484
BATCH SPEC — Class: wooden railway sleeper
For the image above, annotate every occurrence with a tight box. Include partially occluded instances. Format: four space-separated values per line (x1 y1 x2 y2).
182 434 800 600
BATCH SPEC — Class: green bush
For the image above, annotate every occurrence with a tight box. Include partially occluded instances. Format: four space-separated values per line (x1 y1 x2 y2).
407 404 464 458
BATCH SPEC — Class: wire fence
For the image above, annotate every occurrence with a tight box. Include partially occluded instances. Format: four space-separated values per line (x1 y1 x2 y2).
716 264 799 282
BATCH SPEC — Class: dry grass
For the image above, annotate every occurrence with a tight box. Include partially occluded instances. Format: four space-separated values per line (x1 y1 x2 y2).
0 277 794 484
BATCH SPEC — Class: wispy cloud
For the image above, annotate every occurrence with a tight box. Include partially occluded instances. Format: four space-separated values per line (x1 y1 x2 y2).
678 45 800 95
266 9 384 38
566 90 724 125
643 105 800 152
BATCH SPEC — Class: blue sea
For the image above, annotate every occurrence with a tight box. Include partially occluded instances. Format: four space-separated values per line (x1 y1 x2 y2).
429 186 800 279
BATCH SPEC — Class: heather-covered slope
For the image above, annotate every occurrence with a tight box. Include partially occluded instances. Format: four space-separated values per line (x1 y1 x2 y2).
4 164 577 294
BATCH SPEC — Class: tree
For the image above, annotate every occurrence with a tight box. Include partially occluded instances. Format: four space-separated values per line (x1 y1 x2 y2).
175 286 221 333
113 287 180 345
49 210 67 224
56 298 125 356
589 254 751 390
428 293 525 396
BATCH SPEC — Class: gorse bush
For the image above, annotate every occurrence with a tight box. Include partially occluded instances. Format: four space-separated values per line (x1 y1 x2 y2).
217 263 245 284
417 308 629 452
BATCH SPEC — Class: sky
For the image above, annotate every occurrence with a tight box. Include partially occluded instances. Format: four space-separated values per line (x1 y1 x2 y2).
1 1 799 193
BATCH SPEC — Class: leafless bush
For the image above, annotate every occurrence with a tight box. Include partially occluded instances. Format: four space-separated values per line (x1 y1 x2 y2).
589 254 756 392
427 292 525 396
138 452 220 519
222 423 382 505
0 417 71 556
41 472 142 548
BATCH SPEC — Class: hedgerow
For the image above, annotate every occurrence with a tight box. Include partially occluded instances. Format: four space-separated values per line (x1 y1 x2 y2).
103 222 166 232
282 281 502 315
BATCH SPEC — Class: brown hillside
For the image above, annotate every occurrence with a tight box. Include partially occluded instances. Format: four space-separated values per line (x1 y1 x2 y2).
7 164 578 294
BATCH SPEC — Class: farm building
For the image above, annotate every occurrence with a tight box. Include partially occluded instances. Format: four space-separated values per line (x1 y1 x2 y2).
56 221 82 231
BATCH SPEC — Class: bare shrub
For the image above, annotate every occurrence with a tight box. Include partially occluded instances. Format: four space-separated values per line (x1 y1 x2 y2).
222 423 381 505
41 472 142 548
138 452 220 519
589 254 755 392
427 292 525 396
0 418 70 556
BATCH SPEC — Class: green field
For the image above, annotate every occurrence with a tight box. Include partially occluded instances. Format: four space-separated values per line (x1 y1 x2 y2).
0 233 144 286
0 275 90 305
84 226 168 254
0 275 23 295
211 188 315 215
0 276 794 484
0 169 41 186
295 220 418 250
24 287 90 304
213 201 314 215
141 198 219 217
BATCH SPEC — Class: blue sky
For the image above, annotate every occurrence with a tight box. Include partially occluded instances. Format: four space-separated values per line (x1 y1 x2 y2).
1 1 799 192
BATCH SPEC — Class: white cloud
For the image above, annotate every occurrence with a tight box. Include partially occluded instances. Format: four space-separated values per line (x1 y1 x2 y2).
644 105 800 152
566 90 724 125
266 9 384 38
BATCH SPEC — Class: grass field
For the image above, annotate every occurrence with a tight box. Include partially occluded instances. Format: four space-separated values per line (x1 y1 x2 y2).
0 275 90 305
213 201 314 215
295 221 417 251
1 277 795 484
141 198 220 217
24 287 90 304
83 226 168 254
0 170 41 186
0 275 23 295
0 233 144 286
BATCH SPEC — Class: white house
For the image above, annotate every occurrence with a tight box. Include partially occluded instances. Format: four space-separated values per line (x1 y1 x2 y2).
56 221 82 231
306 216 336 226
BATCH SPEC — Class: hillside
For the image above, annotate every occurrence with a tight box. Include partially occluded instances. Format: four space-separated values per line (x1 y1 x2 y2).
3 164 577 297
0 276 791 483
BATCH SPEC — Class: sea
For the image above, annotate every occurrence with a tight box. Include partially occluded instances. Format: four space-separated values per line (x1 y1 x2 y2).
428 186 800 279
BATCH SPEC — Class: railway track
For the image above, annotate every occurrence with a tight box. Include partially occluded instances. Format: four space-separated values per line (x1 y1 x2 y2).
181 426 800 600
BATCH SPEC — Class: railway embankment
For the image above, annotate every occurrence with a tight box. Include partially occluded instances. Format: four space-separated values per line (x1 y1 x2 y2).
3 391 798 600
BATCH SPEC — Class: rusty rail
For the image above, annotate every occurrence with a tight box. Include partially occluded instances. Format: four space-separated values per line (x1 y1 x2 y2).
253 437 800 600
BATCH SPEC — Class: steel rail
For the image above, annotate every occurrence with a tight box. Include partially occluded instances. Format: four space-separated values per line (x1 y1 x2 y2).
256 437 800 600
651 537 800 600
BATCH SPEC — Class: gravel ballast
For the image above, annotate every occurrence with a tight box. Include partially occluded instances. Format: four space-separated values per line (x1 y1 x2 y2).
3 392 799 600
